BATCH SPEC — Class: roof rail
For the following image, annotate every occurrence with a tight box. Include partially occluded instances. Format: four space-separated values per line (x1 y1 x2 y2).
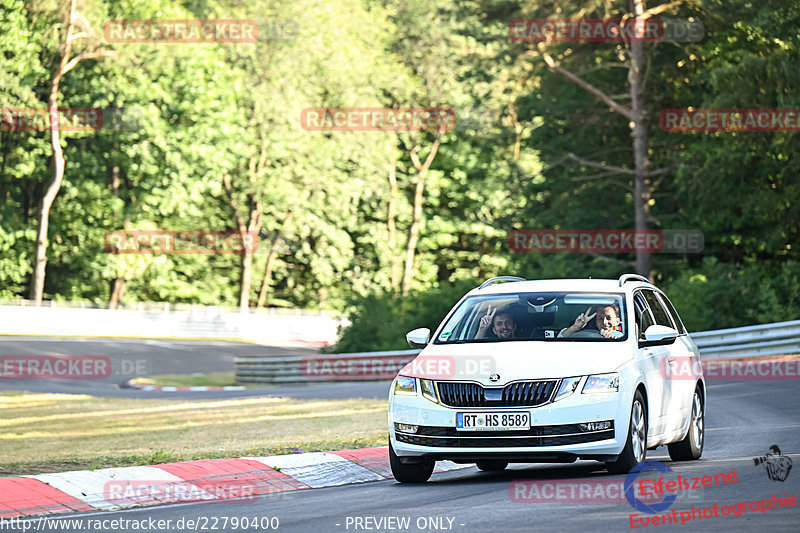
478 276 527 290
618 274 650 287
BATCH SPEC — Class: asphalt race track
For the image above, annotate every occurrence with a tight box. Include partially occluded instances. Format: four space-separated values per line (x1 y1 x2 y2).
12 378 800 532
0 337 390 400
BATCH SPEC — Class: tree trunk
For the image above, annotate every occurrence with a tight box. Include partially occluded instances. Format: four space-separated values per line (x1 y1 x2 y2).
538 0 676 281
508 97 523 162
29 154 62 303
29 0 114 303
402 175 425 297
401 139 441 296
223 173 262 313
237 209 262 312
29 1 78 304
630 0 653 279
108 278 126 309
107 163 126 310
387 159 400 295
256 210 293 308
239 248 254 311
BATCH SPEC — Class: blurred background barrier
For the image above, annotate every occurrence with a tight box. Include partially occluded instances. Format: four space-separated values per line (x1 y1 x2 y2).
690 320 800 359
0 301 342 347
234 320 800 384
235 349 421 384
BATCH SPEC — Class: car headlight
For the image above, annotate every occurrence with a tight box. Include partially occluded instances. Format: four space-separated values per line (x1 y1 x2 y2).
394 376 417 396
419 379 438 403
554 376 582 402
582 373 619 394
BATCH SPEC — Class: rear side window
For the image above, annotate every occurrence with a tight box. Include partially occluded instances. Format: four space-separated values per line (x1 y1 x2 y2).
642 290 674 328
656 292 687 334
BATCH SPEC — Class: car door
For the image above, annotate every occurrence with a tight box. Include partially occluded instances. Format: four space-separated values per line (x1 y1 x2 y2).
654 290 698 429
633 291 670 441
641 289 687 435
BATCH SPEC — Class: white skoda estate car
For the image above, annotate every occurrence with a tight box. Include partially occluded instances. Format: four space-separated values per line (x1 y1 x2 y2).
388 275 705 482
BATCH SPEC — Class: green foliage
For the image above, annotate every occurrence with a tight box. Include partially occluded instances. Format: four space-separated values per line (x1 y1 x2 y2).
331 279 478 353
665 258 800 332
0 0 797 344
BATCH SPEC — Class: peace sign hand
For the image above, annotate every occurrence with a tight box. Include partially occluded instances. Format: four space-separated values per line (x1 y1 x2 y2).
572 307 596 330
477 305 497 336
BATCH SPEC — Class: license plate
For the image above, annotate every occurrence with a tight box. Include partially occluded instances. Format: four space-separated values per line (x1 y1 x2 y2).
456 412 530 431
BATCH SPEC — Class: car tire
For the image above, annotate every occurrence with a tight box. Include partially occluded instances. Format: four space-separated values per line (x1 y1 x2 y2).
389 440 434 483
476 460 508 472
667 388 704 461
606 389 647 474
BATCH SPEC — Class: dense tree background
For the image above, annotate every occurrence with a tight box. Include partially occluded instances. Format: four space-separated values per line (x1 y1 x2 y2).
1 0 798 350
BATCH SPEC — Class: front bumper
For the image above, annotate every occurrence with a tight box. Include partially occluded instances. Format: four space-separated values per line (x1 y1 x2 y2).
389 377 632 462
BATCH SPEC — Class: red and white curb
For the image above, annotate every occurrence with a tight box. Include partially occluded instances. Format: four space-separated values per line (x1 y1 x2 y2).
0 447 468 518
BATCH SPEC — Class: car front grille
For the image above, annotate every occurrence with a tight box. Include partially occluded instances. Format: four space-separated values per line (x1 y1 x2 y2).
394 422 615 448
436 380 557 407
403 423 609 437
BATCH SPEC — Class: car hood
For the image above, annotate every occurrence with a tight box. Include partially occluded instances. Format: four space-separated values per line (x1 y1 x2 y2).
399 341 632 386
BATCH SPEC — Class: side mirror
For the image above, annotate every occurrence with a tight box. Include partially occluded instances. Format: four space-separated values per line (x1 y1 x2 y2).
641 325 678 347
406 327 430 349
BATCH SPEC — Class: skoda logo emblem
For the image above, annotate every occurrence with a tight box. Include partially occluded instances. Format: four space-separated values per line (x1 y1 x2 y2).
489 373 500 382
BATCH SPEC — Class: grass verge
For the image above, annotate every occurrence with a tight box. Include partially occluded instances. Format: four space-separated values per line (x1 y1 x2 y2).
0 391 387 476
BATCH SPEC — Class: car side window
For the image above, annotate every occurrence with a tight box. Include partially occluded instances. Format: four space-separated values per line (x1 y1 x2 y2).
633 293 655 340
656 292 687 334
642 290 674 328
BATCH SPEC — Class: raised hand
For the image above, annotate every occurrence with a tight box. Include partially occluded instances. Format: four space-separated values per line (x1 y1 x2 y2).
571 307 596 330
600 326 623 339
477 305 497 337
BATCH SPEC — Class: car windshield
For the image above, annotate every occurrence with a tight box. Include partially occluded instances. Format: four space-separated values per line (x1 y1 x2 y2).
435 292 627 343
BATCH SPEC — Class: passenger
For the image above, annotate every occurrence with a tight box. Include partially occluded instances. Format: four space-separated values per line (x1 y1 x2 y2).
475 305 518 340
561 304 623 339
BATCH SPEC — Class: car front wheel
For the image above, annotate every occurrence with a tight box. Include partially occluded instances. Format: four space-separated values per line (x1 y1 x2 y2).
389 440 434 483
668 388 704 461
606 390 647 474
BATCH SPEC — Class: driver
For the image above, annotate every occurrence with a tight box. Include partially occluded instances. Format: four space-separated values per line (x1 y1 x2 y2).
560 304 623 339
475 305 518 340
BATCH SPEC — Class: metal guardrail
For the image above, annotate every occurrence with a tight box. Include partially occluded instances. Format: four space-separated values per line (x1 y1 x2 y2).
235 349 421 384
690 319 800 359
234 320 800 384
